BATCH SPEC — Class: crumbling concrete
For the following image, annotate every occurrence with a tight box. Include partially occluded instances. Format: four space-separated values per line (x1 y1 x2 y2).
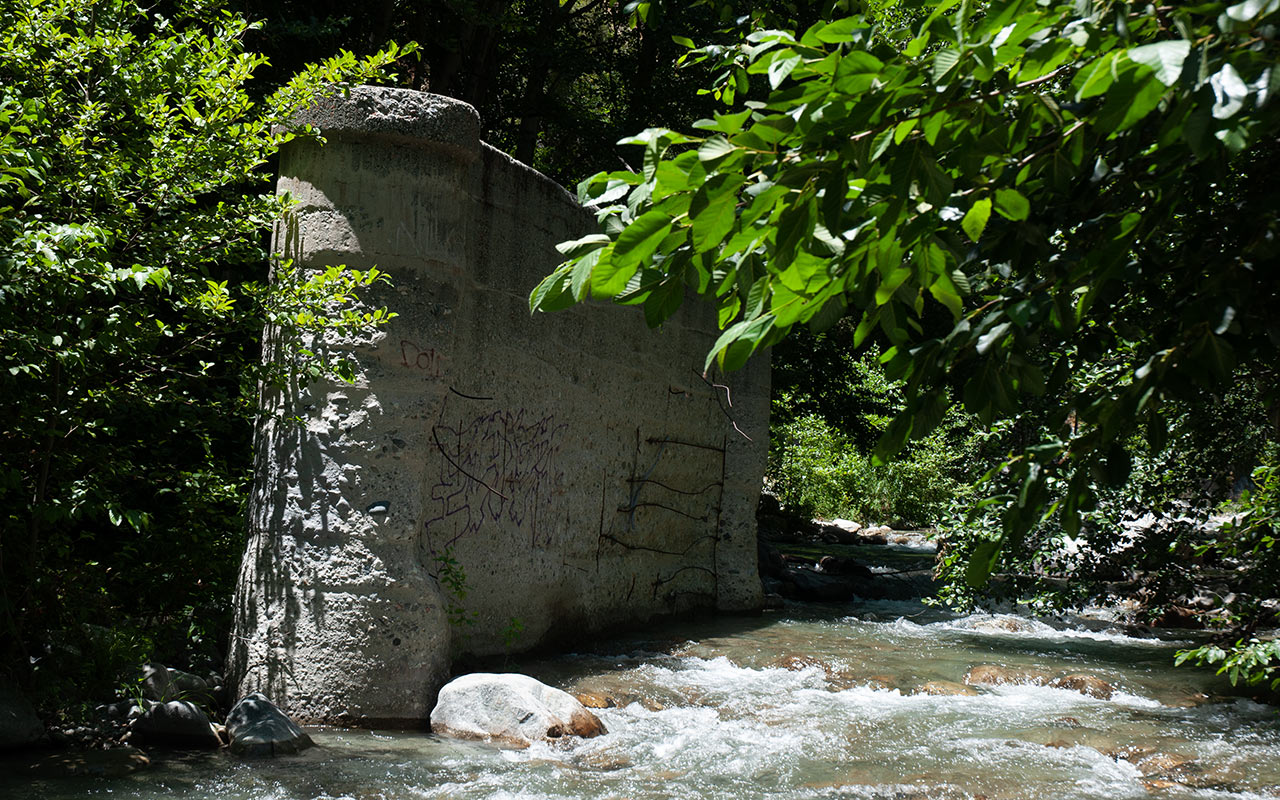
230 86 769 725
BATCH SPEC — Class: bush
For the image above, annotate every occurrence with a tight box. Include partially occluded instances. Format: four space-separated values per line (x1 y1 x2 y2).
0 0 408 705
770 413 969 528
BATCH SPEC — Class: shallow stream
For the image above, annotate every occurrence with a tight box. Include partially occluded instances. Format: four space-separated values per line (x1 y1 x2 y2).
7 599 1280 799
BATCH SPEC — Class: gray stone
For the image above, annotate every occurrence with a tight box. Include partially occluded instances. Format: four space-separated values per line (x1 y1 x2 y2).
0 686 46 749
230 87 770 725
141 662 210 702
226 692 313 756
129 700 221 748
285 86 481 160
430 673 606 748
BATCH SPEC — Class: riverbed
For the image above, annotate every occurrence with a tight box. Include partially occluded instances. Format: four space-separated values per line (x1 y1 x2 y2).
6 598 1279 799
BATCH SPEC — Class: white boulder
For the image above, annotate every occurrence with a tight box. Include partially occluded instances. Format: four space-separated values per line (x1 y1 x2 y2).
430 673 606 748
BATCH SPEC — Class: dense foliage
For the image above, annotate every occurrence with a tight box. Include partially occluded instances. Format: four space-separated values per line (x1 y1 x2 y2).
1176 459 1280 689
532 0 1280 680
0 0 406 701
769 326 976 527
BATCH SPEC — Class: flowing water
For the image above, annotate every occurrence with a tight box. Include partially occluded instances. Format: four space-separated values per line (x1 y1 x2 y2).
7 599 1280 800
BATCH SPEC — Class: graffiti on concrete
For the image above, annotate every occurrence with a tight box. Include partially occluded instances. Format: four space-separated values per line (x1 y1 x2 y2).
423 389 566 552
399 338 446 378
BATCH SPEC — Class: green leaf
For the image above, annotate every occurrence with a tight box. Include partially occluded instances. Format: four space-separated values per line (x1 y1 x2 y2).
965 538 1002 588
768 53 802 89
870 127 895 161
1096 67 1169 132
894 117 919 145
922 112 946 146
904 33 930 59
707 313 776 372
1226 0 1280 22
699 136 737 162
928 277 963 319
691 174 741 253
570 248 604 300
833 51 886 93
529 266 576 312
993 188 1029 221
961 197 991 242
1073 52 1118 100
933 48 961 82
807 294 847 333
813 18 862 43
977 321 1011 354
612 210 674 271
1127 40 1191 87
556 233 612 257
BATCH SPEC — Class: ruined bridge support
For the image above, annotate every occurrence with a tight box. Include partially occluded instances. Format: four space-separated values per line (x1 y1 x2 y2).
230 87 769 726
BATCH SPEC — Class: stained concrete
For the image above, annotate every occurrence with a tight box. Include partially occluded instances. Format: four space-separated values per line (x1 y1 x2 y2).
230 86 770 725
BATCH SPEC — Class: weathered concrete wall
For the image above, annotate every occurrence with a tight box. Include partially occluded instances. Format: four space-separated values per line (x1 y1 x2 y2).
230 87 769 726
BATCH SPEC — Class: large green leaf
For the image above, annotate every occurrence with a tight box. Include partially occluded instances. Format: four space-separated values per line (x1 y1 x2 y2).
1128 40 1191 87
690 174 742 253
611 210 673 271
961 197 992 242
993 188 1029 221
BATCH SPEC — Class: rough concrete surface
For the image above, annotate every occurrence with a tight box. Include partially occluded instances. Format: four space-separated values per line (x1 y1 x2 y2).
230 86 770 725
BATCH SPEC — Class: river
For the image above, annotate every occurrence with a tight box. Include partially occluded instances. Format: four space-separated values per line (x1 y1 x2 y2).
7 597 1280 799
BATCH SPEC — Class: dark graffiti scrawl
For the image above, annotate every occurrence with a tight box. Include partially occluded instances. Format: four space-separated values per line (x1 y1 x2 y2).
424 394 566 551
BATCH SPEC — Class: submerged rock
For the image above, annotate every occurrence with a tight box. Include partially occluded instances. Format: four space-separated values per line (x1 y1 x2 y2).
431 673 606 748
574 691 619 709
770 653 832 673
1051 673 1115 700
128 700 221 748
963 664 1053 687
914 680 980 697
0 686 47 749
226 693 313 756
1136 751 1196 776
28 746 151 778
954 615 1046 634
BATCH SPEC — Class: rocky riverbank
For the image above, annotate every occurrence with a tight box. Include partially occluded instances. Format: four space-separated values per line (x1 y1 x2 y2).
1 663 312 778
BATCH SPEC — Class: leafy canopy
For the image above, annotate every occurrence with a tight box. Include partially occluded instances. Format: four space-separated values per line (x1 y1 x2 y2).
0 0 409 692
531 0 1280 586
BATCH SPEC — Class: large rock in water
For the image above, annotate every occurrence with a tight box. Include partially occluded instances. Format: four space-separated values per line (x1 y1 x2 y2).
430 673 607 748
0 686 46 749
129 700 222 748
226 693 313 756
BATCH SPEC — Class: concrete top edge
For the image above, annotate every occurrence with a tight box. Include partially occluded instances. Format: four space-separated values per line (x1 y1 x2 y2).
479 142 583 210
290 86 481 157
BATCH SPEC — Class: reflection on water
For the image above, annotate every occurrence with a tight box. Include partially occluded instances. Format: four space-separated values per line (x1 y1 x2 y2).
6 600 1279 800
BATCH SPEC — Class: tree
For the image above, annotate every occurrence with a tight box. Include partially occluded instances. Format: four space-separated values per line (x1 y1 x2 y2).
0 0 408 699
229 0 848 185
530 0 1280 672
